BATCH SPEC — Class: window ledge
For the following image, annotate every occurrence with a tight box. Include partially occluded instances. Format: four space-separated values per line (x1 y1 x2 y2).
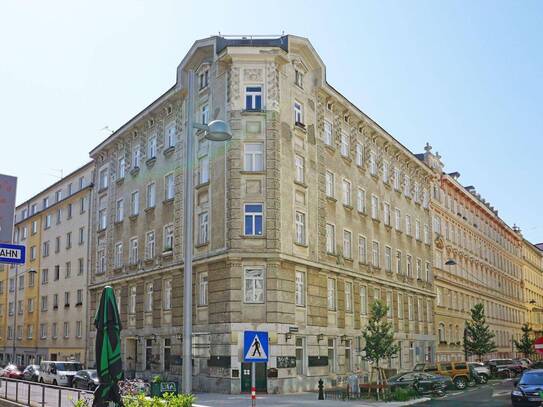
341 155 352 163
116 177 125 185
371 218 380 224
144 206 155 213
97 227 106 233
242 109 265 115
114 220 124 226
324 144 336 154
343 204 354 211
370 174 379 181
98 187 108 194
64 304 70 308
113 266 124 273
294 180 308 189
195 181 210 190
130 167 140 176
241 235 265 239
195 242 209 248
162 249 173 257
357 210 367 216
163 198 174 205
143 258 155 265
395 229 403 234
294 122 306 131
163 146 175 157
75 302 83 307
384 224 392 231
325 196 337 203
146 157 157 168
129 214 139 221
240 170 266 175
294 242 308 248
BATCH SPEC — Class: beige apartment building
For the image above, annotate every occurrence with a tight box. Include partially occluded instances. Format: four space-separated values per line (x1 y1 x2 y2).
0 163 93 365
418 145 525 361
87 35 437 393
521 239 543 335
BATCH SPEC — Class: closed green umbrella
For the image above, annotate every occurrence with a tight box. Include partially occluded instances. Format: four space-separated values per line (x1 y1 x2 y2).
93 286 123 407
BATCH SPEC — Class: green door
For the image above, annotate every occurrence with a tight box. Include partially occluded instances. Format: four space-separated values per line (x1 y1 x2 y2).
241 363 267 393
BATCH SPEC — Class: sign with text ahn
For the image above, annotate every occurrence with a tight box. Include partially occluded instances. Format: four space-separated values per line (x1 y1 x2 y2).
243 331 269 363
0 243 26 265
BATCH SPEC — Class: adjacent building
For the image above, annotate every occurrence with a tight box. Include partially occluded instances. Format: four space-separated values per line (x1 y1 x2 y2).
0 163 93 365
521 239 543 335
86 35 436 393
418 145 525 361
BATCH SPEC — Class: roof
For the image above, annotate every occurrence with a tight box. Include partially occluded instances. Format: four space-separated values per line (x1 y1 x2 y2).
536 243 543 252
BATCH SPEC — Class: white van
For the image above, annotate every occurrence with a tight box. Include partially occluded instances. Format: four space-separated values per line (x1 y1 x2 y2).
38 361 83 387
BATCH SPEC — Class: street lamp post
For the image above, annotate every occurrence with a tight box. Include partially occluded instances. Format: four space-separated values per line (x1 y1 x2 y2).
182 69 232 394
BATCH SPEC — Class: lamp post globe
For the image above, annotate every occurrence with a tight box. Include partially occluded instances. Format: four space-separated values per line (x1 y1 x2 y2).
204 120 232 142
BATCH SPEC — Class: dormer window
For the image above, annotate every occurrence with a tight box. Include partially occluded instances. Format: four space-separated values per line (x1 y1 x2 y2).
199 69 209 90
295 69 304 88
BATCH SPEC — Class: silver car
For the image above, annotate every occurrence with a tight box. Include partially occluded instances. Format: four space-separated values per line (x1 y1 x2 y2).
468 362 491 381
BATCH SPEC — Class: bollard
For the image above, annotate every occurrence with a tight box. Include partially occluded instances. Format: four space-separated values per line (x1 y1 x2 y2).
318 378 324 400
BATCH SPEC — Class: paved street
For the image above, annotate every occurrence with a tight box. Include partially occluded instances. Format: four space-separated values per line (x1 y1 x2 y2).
0 379 93 407
417 379 513 407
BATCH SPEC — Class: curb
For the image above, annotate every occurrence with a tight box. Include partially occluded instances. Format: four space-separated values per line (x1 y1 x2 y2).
358 397 431 406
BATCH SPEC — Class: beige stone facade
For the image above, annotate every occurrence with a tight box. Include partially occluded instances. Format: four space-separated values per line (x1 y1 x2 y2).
521 239 543 335
87 35 436 393
418 146 525 361
0 163 93 365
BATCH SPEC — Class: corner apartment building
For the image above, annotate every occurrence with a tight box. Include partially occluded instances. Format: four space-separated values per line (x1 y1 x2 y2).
87 35 436 394
418 145 525 361
0 163 93 365
521 239 543 335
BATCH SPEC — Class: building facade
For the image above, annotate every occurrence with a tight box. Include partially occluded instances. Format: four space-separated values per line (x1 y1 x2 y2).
419 145 525 361
0 164 93 365
521 239 543 335
87 35 436 394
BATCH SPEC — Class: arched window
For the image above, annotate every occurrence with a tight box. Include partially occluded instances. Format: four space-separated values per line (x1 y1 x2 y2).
438 322 446 343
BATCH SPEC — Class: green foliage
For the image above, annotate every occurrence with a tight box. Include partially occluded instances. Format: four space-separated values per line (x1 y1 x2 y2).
514 323 534 357
70 399 90 407
362 300 400 367
151 375 162 384
464 303 497 360
384 387 418 401
123 393 195 407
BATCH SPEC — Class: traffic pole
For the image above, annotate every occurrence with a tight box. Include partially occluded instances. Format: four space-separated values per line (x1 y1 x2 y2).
251 362 256 406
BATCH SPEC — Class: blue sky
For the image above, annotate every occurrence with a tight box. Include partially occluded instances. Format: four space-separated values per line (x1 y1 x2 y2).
1 0 541 243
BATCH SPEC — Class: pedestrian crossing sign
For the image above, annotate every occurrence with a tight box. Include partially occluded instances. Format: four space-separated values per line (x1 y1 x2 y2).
243 331 269 363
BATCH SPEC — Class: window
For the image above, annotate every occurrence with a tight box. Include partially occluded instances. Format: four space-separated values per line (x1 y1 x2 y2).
64 291 70 306
18 275 24 290
382 160 389 183
294 155 304 183
424 225 430 244
165 122 176 148
244 143 264 171
118 157 125 179
396 250 402 274
67 203 73 218
147 135 157 159
41 269 48 285
360 286 367 315
27 325 33 339
328 339 336 373
414 182 420 203
295 337 305 375
394 208 401 230
245 86 262 110
114 242 123 268
199 69 209 89
78 258 84 275
415 219 421 240
405 215 412 236
345 282 353 312
97 249 106 274
129 286 136 314
386 291 393 318
163 224 174 252
76 289 83 305
30 246 36 260
129 238 138 264
198 212 209 245
357 188 366 213
146 183 156 208
407 255 413 277
416 258 422 279
295 212 306 245
324 120 333 145
198 156 209 184
42 241 49 257
369 151 377 175
295 271 305 306
343 230 352 259
44 214 51 229
98 196 107 230
383 203 391 226
40 324 47 339
408 296 414 321
425 262 431 281
53 294 58 308
163 280 172 310
294 101 303 125
114 199 124 223
397 293 404 319
31 220 37 234
295 69 304 88
8 302 13 316
133 145 141 168
355 142 363 166
326 223 335 254
358 236 367 263
131 191 139 216
43 196 50 208
325 171 335 197
371 195 379 219
99 167 108 189
404 175 411 197
54 265 60 280
244 204 263 236
340 132 349 157
55 236 61 253
385 246 392 272
145 283 153 312
199 273 208 306
372 241 380 268
201 104 209 125
65 261 71 278
76 321 82 338
342 179 351 206
327 278 336 310
27 298 34 313
63 322 69 338
145 231 155 259
244 268 264 303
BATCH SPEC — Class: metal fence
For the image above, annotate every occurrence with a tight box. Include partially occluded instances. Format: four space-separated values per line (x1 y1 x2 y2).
0 377 94 406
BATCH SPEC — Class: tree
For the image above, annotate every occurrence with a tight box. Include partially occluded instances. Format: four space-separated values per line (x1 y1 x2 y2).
514 323 534 358
464 303 497 361
362 300 400 399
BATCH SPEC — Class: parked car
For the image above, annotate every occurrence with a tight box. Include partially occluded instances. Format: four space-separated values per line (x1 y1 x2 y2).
468 362 491 383
22 365 40 382
530 360 543 370
39 361 83 387
1 364 24 379
486 359 523 377
413 361 471 389
388 372 452 393
511 369 543 407
72 370 99 390
517 358 533 369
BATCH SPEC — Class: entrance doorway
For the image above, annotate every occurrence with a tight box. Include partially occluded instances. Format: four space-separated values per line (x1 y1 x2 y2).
241 362 267 393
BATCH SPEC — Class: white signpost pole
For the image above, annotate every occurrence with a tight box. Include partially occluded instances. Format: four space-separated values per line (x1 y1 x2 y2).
251 362 256 406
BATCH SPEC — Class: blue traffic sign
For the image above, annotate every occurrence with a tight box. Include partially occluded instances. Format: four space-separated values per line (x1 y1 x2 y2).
0 243 25 264
243 331 269 363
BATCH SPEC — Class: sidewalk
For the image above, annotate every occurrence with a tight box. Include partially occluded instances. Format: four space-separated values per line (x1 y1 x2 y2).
192 392 430 407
